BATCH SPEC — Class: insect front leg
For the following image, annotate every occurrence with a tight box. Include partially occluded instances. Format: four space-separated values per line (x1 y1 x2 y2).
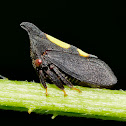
38 69 48 96
34 58 48 96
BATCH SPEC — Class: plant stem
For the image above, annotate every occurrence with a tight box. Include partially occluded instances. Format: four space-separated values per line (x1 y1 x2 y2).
0 79 126 121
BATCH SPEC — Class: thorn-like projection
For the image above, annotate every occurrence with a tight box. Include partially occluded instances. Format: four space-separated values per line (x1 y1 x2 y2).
0 75 8 80
51 113 58 119
28 107 35 114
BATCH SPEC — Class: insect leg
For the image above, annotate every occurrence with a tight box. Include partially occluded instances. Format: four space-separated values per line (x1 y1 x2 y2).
50 64 81 93
38 70 48 96
45 68 67 96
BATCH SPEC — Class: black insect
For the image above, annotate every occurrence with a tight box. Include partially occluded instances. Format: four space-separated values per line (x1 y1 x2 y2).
20 22 117 96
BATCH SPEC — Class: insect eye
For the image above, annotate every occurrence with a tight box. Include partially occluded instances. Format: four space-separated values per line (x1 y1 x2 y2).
35 59 42 67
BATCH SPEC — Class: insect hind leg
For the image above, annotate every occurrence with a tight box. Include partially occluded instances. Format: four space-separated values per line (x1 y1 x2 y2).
49 64 81 93
45 67 67 96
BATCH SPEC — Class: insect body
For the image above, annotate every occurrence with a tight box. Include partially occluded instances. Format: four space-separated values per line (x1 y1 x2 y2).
20 22 117 96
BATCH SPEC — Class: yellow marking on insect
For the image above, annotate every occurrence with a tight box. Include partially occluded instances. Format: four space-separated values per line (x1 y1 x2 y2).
45 34 71 49
77 48 90 57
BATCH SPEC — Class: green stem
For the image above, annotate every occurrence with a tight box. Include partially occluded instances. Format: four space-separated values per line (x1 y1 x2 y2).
0 79 126 121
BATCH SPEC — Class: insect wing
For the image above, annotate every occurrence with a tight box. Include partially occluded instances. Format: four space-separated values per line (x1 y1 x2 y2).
46 50 117 87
